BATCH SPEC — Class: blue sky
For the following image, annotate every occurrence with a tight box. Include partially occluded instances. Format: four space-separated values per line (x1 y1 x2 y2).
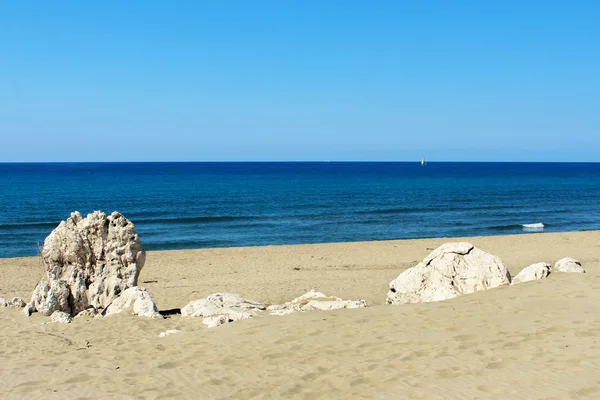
1 1 598 162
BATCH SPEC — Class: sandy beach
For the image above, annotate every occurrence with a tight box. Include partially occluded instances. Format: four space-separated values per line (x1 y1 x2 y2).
1 230 600 399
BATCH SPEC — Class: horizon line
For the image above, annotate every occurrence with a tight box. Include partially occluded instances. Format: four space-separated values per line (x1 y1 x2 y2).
2 160 600 164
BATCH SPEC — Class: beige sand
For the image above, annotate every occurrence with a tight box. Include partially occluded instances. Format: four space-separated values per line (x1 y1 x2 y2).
1 231 600 399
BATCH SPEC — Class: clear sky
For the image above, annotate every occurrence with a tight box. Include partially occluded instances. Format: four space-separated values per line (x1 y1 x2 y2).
1 1 598 162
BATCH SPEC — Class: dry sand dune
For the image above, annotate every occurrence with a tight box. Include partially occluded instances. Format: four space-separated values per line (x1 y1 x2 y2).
1 231 600 399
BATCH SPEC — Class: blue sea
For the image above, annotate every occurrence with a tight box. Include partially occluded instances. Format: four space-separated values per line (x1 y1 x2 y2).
1 162 600 258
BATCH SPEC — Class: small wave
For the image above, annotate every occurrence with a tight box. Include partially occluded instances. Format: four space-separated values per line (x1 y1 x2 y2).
522 223 545 229
488 223 546 231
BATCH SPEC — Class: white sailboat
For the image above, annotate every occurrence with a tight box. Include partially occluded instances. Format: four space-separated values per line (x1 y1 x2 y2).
421 158 426 166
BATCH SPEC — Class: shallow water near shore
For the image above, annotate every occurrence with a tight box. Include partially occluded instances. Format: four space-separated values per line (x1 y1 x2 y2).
2 162 600 257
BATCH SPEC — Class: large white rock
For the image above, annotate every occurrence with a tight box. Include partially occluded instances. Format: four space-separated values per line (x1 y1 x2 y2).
267 290 367 315
181 293 265 327
554 257 585 273
386 242 511 305
512 262 551 284
103 287 162 318
24 211 146 317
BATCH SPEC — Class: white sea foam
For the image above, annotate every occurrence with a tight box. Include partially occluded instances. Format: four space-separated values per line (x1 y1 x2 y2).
522 223 544 230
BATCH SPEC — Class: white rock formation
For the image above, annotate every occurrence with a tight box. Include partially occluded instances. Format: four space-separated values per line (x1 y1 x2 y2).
0 296 10 307
267 290 367 315
24 211 146 317
386 242 511 305
51 310 73 324
512 262 551 284
554 257 585 273
181 293 265 327
159 329 181 337
103 287 162 318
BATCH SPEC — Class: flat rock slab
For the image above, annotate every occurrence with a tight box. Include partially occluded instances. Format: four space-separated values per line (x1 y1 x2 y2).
267 290 367 315
181 293 265 327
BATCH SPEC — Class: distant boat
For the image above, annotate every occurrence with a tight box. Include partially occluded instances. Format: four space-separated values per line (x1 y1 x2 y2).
421 158 426 166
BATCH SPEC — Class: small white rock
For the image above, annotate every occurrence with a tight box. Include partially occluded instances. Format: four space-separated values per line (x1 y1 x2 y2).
51 310 72 324
103 287 163 318
0 296 11 307
75 308 98 318
269 309 295 316
11 297 26 308
159 329 181 337
554 257 585 273
512 262 551 284
203 315 229 328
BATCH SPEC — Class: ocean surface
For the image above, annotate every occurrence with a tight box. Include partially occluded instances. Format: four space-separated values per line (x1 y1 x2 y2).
1 162 600 258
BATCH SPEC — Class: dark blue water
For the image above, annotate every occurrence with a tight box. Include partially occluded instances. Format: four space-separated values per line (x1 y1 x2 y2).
1 162 600 258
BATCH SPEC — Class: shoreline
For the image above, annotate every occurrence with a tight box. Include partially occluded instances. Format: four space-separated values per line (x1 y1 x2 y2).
2 230 599 307
1 230 599 398
4 227 599 260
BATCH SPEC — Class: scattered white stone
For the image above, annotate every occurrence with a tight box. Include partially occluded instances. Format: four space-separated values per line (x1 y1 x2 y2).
0 296 26 308
206 293 266 310
269 309 295 316
267 290 367 315
387 242 511 305
103 287 162 318
512 262 551 284
25 211 146 317
0 296 11 307
181 299 225 318
181 293 265 327
554 257 585 273
11 297 26 308
51 310 72 324
74 307 99 318
203 315 229 328
159 329 182 337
